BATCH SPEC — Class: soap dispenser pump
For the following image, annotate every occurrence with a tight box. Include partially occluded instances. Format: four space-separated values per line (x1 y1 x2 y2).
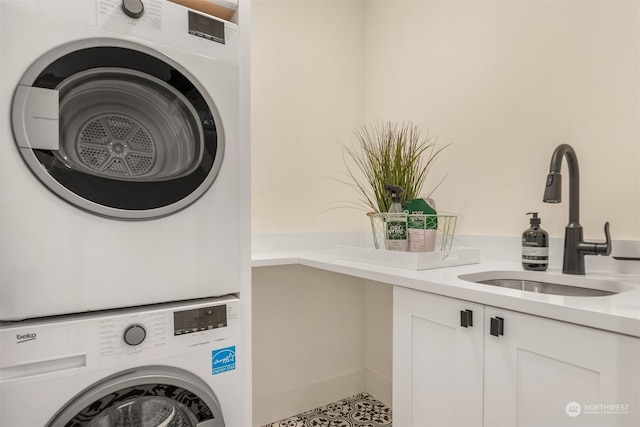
522 212 549 271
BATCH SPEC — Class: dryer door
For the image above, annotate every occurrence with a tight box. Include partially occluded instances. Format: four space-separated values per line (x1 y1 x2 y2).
47 366 225 427
12 38 225 220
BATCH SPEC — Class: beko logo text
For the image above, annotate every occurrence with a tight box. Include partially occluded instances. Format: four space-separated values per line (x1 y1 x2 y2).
17 333 37 343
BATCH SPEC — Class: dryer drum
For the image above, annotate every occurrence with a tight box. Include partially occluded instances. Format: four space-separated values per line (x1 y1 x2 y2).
11 40 226 219
77 114 156 177
57 68 204 181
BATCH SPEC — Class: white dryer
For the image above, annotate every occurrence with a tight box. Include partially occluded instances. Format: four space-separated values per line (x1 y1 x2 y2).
0 0 243 320
0 295 241 426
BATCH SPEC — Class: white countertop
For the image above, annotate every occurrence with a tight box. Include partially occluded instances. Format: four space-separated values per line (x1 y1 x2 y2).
252 234 640 338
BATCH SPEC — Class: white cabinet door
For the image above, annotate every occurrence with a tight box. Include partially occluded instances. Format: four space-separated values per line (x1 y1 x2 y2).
393 287 484 427
484 306 640 427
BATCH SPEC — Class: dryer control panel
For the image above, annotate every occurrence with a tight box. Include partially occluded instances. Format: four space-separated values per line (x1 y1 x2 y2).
97 0 239 64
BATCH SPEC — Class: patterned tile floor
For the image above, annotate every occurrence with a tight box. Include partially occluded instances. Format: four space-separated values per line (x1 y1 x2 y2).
263 392 392 427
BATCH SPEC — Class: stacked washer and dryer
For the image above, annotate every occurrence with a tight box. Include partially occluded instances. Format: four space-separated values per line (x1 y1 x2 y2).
0 0 245 425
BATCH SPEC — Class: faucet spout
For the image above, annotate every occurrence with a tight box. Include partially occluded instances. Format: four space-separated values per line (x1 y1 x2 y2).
543 144 580 225
543 144 611 275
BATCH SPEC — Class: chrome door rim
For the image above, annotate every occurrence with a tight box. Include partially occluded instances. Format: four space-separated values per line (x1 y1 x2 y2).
12 38 226 220
46 366 225 427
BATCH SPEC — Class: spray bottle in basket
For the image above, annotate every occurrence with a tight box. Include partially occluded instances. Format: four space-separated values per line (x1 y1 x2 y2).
384 185 408 252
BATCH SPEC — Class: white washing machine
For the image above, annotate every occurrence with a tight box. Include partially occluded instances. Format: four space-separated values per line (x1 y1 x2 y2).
0 0 243 320
0 295 241 426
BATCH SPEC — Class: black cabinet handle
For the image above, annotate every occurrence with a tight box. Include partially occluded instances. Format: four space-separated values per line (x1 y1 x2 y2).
490 316 504 337
460 309 473 328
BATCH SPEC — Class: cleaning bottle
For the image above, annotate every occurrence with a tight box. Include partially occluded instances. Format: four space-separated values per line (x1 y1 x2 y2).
522 212 549 271
384 184 408 252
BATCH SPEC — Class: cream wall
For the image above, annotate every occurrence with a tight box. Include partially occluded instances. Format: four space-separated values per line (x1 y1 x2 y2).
363 0 640 240
252 265 392 425
251 0 366 233
252 0 640 240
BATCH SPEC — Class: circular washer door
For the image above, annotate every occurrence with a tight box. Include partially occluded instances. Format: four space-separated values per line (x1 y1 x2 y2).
47 366 225 427
11 38 225 220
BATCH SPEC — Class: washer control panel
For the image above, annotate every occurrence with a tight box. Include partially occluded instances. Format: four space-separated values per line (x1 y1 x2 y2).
100 311 166 356
95 297 238 369
0 297 239 374
173 304 227 336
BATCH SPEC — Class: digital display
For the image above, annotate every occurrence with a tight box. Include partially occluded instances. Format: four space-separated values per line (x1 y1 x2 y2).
188 11 225 44
174 304 227 335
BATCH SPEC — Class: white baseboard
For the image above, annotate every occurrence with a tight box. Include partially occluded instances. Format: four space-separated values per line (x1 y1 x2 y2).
253 369 366 427
365 368 392 408
252 368 393 426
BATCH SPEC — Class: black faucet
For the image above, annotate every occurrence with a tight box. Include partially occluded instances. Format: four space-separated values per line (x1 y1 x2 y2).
543 144 611 275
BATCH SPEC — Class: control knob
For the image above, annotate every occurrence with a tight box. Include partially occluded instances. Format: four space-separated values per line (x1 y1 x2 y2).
122 0 144 18
124 324 146 346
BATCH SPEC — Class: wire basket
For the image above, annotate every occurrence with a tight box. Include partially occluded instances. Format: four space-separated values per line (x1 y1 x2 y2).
368 213 457 252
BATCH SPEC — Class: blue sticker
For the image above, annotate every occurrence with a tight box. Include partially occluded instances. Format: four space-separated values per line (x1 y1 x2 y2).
212 346 236 375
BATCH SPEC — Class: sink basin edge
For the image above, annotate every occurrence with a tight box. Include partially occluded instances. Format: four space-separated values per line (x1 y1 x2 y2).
457 270 635 297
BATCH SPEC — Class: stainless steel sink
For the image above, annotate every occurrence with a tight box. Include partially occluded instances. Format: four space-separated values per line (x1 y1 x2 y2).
458 271 633 297
475 279 615 297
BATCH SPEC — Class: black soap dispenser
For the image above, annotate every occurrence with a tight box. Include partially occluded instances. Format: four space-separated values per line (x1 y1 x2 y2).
522 212 549 271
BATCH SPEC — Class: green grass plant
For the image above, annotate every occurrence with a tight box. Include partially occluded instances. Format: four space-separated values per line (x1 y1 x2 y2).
341 121 448 213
